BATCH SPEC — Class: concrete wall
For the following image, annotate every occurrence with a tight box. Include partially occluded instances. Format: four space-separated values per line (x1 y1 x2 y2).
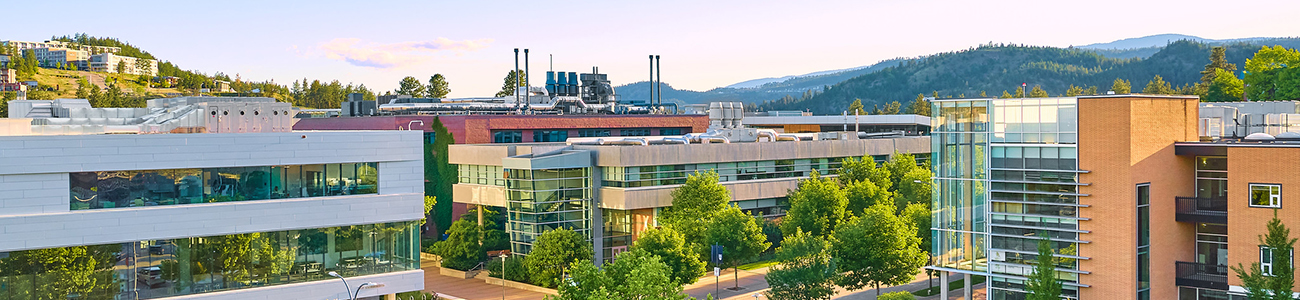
1078 95 1199 299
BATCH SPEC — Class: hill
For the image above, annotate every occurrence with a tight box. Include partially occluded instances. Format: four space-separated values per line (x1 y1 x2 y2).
755 39 1299 114
613 58 906 105
1078 33 1278 50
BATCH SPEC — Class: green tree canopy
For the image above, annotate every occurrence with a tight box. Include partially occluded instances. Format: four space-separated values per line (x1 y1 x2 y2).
1028 85 1049 97
1111 78 1131 94
428 74 451 98
844 178 889 218
907 94 932 117
495 69 525 97
425 116 457 235
397 76 427 97
848 99 865 115
526 228 594 288
1201 46 1238 85
1205 69 1245 102
764 229 838 300
705 205 771 289
781 171 848 238
878 291 917 300
1232 214 1296 300
660 171 731 253
630 227 706 286
1025 234 1063 300
832 203 926 296
1244 46 1300 101
432 219 484 271
1142 75 1174 94
549 250 692 300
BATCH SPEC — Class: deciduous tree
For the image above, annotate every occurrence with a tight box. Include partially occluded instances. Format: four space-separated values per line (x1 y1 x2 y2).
833 203 926 296
782 171 848 238
705 205 771 289
765 229 837 300
432 220 484 271
1111 78 1131 94
630 227 706 286
549 250 692 300
526 228 594 288
660 171 730 253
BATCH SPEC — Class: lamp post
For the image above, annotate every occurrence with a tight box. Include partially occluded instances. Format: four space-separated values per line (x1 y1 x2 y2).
353 282 375 300
500 253 509 300
328 271 352 300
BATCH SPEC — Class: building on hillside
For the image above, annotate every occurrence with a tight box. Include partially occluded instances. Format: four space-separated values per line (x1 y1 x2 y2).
1 40 121 54
0 83 25 92
449 107 930 262
33 47 89 68
0 97 425 299
0 54 9 68
1 68 15 84
87 52 158 76
926 95 1300 300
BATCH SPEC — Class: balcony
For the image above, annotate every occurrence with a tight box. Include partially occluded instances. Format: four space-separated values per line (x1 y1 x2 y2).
1176 197 1227 223
1176 261 1228 290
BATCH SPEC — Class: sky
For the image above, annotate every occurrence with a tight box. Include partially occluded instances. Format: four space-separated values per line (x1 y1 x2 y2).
3 0 1298 98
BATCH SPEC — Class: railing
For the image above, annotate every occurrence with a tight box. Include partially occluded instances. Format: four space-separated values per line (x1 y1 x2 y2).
1176 261 1228 290
1175 197 1228 223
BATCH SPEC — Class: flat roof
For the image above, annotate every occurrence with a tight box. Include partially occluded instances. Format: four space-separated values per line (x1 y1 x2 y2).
743 115 929 126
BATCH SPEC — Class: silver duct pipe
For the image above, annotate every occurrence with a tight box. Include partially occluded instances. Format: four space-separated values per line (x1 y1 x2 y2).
776 134 800 141
757 129 779 142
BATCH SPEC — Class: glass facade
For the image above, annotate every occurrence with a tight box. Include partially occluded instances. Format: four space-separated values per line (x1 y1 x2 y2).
533 130 569 143
618 129 652 136
505 168 593 255
602 158 846 188
69 163 379 210
1138 184 1151 299
0 221 419 299
1196 157 1227 199
578 129 611 137
458 164 505 186
935 97 1084 298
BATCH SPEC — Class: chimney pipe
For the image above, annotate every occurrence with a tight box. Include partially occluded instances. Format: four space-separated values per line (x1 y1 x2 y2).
656 55 662 107
649 55 655 107
514 48 520 107
524 49 530 104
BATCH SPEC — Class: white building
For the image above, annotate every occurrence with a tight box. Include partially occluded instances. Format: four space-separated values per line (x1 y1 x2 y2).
0 98 427 299
33 47 89 68
88 53 158 76
1 40 120 54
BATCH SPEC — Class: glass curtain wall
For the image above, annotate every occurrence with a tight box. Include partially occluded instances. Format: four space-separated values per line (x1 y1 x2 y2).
932 99 990 276
505 168 593 255
601 158 848 188
0 221 419 300
69 163 379 210
984 97 1084 299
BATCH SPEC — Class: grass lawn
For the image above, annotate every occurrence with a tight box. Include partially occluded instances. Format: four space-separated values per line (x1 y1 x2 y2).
737 260 779 270
26 68 182 99
912 275 986 297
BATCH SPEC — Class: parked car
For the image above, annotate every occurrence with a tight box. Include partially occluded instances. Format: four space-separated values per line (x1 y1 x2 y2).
137 267 165 288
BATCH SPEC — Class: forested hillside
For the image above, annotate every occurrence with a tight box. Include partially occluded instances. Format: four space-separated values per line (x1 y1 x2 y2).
755 40 1299 114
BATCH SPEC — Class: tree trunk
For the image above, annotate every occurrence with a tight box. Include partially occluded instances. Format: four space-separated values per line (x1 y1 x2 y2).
875 282 880 296
733 267 739 289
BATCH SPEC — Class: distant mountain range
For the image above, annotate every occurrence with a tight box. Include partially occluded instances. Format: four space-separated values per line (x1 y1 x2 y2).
614 34 1299 110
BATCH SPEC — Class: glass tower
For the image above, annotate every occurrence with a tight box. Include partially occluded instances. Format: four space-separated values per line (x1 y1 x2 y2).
504 167 594 255
933 98 1085 299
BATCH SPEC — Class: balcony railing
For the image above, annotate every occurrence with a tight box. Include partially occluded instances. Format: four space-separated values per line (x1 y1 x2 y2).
1176 197 1227 223
1176 261 1228 290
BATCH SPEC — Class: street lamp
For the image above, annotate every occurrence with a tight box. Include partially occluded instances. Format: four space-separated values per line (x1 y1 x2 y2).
500 253 509 300
354 282 377 300
328 271 353 300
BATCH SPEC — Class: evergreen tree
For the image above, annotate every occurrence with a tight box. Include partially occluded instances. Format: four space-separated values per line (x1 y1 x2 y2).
1064 85 1085 97
1231 213 1296 300
1201 46 1238 85
907 94 931 116
1028 85 1049 98
848 99 865 115
427 74 451 98
1111 78 1132 94
396 76 427 97
495 70 525 97
1025 234 1062 300
1142 75 1175 94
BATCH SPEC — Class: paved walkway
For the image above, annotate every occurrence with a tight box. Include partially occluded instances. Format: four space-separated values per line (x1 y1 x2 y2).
684 267 772 300
421 259 549 300
832 273 984 300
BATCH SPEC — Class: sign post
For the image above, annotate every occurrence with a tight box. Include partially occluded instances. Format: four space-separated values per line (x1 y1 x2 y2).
711 245 724 298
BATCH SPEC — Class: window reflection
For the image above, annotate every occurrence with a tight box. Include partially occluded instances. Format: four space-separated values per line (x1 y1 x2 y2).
70 163 379 210
0 222 418 299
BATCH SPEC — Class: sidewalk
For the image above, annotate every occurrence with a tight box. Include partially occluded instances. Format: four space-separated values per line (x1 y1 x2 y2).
683 267 773 300
422 259 549 300
831 272 983 300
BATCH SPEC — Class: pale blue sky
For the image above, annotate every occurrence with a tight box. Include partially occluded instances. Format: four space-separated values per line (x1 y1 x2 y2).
4 0 1297 97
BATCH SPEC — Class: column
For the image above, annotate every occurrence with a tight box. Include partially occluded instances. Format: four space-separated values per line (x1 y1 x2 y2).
963 273 972 300
940 272 949 300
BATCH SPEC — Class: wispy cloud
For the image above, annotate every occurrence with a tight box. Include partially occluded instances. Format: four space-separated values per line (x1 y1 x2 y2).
317 38 493 68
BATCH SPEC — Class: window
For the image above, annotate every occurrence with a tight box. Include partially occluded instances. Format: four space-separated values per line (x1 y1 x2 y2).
619 129 652 136
1137 184 1151 297
424 132 437 144
1259 246 1293 276
493 130 523 143
533 130 569 142
1250 184 1281 208
579 129 611 137
659 128 684 136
